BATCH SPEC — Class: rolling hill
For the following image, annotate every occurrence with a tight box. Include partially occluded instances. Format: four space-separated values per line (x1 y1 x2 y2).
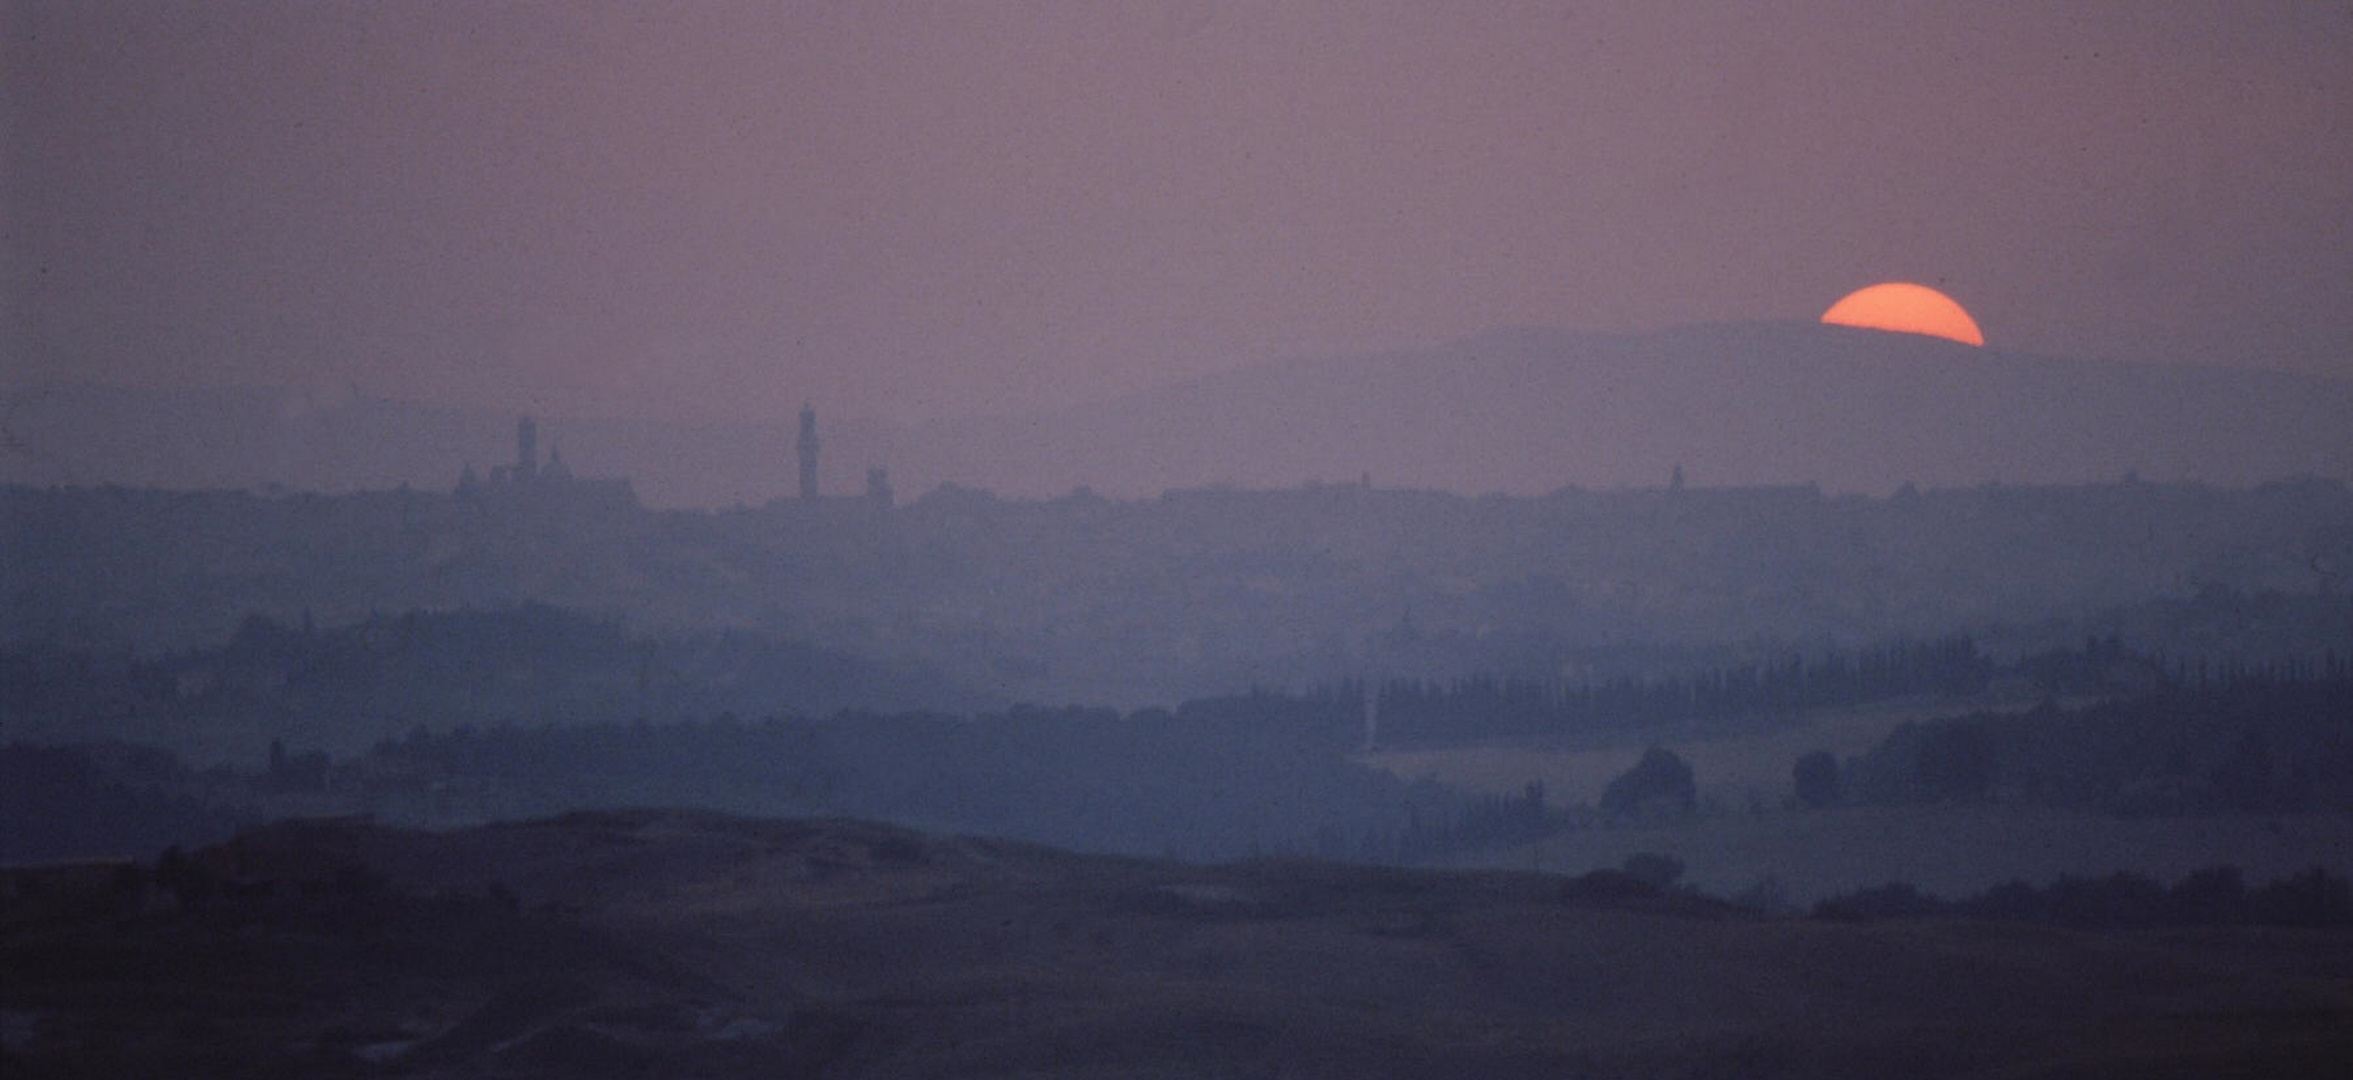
904 323 2353 497
6 810 2349 1077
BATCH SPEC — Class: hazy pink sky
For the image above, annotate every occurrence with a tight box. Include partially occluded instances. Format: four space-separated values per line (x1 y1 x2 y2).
8 1 2350 423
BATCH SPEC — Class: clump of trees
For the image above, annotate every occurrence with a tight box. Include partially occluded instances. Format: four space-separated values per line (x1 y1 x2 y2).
1600 748 1696 821
1840 676 2353 814
1556 852 1737 919
1792 750 1841 809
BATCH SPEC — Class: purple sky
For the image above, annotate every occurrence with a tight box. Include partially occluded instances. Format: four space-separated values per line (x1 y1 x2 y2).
8 1 2350 425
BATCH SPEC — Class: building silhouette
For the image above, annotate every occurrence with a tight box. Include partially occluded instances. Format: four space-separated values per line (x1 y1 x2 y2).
457 416 634 510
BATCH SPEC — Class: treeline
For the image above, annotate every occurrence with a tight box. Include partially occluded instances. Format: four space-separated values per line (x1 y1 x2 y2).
5 686 1703 868
352 698 1684 865
1813 865 2353 929
1841 677 2353 814
8 689 1474 865
0 604 985 764
2019 632 2353 696
14 635 2347 869
1370 637 1992 746
354 689 1504 864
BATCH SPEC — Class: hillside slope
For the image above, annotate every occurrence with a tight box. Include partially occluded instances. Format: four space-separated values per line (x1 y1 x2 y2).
7 811 2348 1077
904 323 2353 496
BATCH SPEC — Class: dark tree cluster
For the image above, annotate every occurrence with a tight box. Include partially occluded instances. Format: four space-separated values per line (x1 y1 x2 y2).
1791 749 1843 809
1844 674 2353 813
1429 780 1569 854
1599 748 1698 821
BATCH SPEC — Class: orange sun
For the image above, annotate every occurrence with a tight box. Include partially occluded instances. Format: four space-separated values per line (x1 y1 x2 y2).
1820 282 1985 346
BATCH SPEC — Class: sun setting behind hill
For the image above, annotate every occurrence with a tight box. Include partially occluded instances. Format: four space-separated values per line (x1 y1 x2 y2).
1820 283 1986 346
7 5 2351 1076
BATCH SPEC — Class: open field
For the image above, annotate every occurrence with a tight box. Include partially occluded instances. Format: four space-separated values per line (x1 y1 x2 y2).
1369 697 2353 903
6 810 2350 1077
1362 695 2041 806
1434 804 2353 904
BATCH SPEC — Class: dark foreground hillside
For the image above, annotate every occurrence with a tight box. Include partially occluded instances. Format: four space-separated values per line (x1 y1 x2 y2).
6 811 2350 1079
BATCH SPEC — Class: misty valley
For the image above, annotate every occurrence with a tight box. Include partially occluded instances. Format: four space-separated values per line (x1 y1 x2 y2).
5 472 2352 1077
14 0 2353 1071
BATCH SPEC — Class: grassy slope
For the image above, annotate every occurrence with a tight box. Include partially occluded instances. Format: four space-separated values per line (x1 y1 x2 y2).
1434 804 2353 904
7 810 2351 1078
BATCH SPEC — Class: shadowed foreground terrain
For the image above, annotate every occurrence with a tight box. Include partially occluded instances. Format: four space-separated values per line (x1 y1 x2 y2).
6 810 2350 1078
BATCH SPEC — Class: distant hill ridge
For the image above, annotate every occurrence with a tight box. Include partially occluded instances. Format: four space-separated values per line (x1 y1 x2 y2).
961 322 2353 497
7 322 2348 505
